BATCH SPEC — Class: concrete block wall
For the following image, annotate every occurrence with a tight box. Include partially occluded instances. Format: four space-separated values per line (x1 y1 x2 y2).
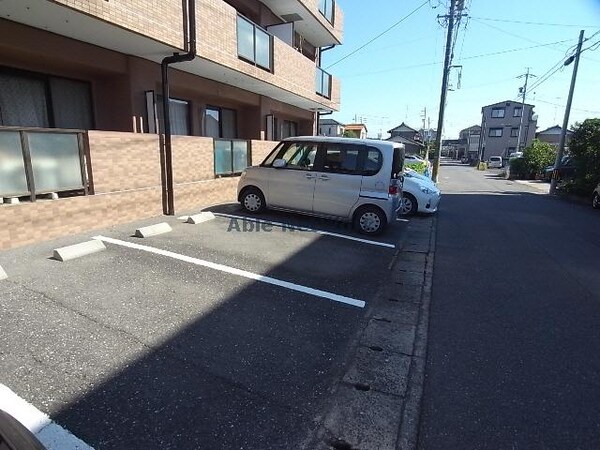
51 0 185 49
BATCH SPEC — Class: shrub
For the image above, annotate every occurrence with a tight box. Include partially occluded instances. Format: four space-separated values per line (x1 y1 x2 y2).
509 157 528 179
567 118 600 194
405 161 427 174
522 139 555 177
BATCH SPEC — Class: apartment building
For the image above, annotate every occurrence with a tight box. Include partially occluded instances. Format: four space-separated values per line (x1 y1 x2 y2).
0 0 344 249
458 125 481 162
478 100 537 160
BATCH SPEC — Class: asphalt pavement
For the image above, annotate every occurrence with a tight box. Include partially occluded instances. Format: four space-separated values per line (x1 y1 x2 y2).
419 162 600 449
0 201 424 449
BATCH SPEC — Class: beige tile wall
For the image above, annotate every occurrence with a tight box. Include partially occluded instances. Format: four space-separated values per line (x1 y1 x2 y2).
50 0 185 49
1 133 280 250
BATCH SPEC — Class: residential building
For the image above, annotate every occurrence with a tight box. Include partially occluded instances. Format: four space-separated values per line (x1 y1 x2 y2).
478 100 537 160
0 0 345 249
318 118 345 137
419 128 438 145
344 123 368 139
458 125 481 162
387 123 424 155
536 125 573 149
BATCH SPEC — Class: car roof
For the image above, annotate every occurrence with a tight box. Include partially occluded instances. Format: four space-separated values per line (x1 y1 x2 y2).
284 136 404 150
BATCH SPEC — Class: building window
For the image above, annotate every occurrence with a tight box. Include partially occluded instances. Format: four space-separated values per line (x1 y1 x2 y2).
316 67 332 99
154 95 191 136
236 15 272 72
513 107 523 117
510 128 519 137
214 139 250 176
318 0 335 24
0 68 93 129
489 128 503 137
491 107 505 118
204 106 237 139
280 120 298 139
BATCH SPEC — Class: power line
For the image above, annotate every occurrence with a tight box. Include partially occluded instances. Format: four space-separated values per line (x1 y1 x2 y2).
470 16 599 28
324 0 429 70
341 39 573 79
535 98 600 114
471 18 571 51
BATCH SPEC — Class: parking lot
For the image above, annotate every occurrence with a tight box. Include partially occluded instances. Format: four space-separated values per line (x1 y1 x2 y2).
0 203 415 449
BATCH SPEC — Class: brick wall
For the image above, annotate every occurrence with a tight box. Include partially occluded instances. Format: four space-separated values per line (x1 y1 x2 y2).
0 133 280 250
50 0 185 49
88 131 161 193
251 140 278 165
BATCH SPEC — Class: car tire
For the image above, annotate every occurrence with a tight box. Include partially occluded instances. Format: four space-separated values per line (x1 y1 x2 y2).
400 193 418 216
0 409 45 450
593 193 600 209
240 187 266 214
354 206 386 235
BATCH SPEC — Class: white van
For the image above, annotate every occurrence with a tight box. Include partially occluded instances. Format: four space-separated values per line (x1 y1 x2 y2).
488 156 503 168
237 136 405 235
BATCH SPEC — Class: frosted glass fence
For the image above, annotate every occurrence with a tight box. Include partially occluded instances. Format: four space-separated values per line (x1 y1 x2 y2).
214 139 250 176
0 129 87 200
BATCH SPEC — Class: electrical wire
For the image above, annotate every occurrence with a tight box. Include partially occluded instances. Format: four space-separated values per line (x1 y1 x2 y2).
324 0 430 70
469 16 599 28
341 39 573 79
535 98 600 114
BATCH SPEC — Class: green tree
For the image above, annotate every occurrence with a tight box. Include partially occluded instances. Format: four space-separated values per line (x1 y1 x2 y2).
518 139 556 179
567 118 600 194
343 129 359 138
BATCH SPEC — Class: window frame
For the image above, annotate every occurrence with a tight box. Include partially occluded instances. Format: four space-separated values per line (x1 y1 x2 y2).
510 127 520 138
0 65 95 130
236 15 273 72
491 107 505 118
513 107 523 117
205 105 237 139
318 0 335 25
488 127 503 137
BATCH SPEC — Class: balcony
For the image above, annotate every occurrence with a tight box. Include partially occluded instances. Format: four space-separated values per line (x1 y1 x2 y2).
257 0 343 47
2 0 339 112
316 67 332 99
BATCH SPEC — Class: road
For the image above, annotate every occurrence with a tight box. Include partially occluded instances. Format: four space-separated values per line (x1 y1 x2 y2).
419 162 600 449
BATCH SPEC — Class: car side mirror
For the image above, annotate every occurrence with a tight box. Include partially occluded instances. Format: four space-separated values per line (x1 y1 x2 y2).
272 159 286 168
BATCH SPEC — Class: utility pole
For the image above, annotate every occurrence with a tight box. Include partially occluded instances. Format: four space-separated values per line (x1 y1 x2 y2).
432 0 458 182
550 29 585 195
515 68 535 152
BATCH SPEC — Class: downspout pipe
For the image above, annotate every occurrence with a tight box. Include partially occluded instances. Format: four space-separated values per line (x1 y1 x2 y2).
160 0 196 216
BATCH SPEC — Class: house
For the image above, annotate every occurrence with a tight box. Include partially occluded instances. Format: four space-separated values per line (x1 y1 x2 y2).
386 123 424 154
536 125 574 149
458 125 481 161
0 0 344 250
478 100 537 160
344 123 368 139
419 128 438 145
318 118 345 137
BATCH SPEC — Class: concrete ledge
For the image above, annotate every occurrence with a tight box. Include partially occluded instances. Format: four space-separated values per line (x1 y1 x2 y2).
186 212 215 225
53 240 106 262
0 265 7 280
134 222 172 238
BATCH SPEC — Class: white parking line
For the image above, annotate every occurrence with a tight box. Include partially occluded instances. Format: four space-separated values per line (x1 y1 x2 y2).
212 213 396 249
0 384 94 450
92 236 366 308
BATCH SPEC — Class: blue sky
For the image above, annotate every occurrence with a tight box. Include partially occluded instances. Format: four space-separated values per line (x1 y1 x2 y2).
322 0 600 139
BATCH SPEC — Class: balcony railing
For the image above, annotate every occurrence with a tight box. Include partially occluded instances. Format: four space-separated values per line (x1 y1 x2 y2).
0 128 90 201
236 15 273 72
318 0 335 24
316 67 332 99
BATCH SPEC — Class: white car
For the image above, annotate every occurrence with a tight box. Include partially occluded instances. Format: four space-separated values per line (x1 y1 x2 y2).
488 156 503 168
400 170 441 215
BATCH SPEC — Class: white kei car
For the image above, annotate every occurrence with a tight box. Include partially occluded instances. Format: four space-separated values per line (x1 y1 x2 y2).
400 168 441 216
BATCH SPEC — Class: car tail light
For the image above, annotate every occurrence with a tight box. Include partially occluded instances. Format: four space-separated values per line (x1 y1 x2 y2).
389 184 398 195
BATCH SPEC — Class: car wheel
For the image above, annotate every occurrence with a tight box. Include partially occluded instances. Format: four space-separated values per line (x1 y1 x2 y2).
400 193 418 216
593 193 600 209
240 187 266 214
354 206 386 235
